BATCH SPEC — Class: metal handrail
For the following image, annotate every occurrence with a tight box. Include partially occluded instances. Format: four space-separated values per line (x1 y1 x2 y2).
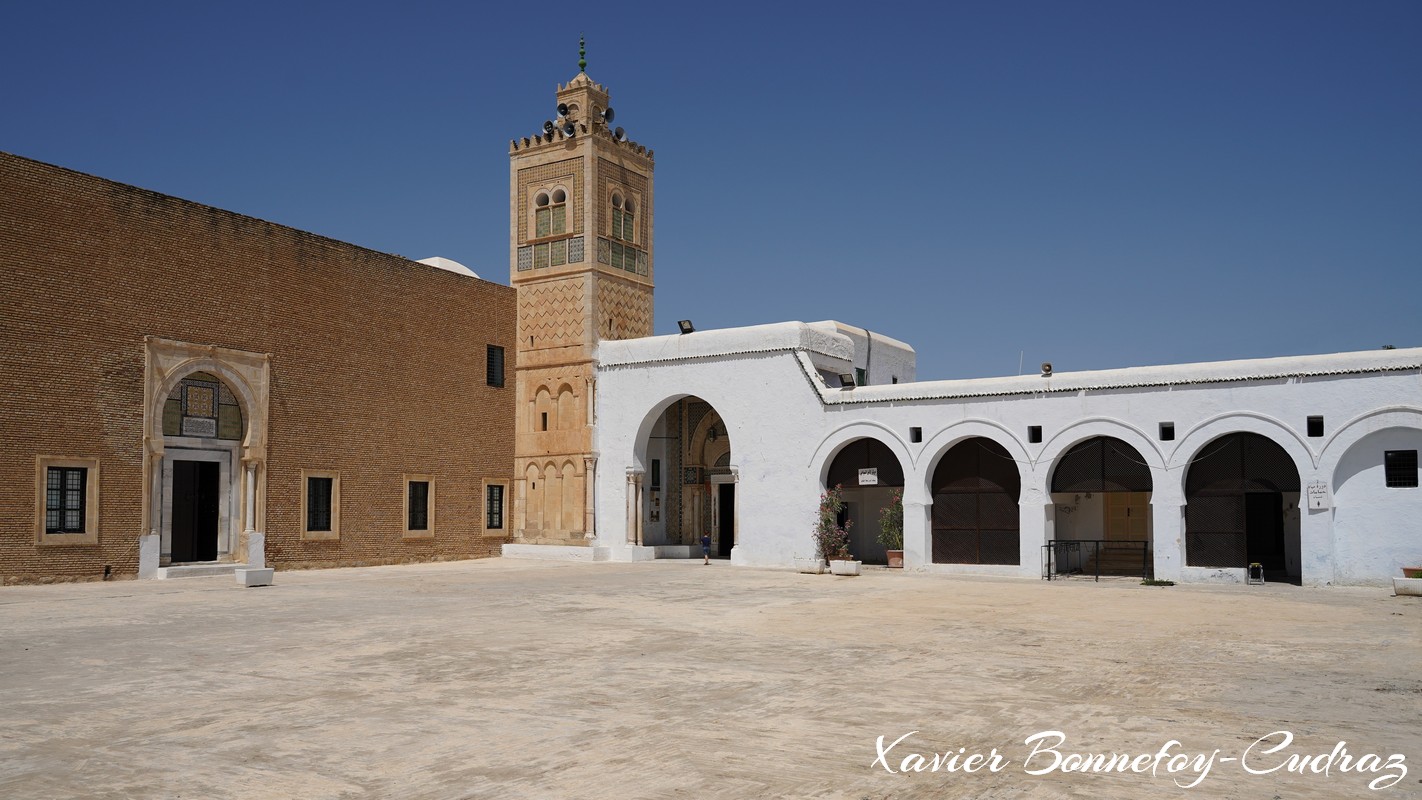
1042 540 1150 582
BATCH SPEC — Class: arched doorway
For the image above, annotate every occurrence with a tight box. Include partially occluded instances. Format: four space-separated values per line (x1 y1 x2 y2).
638 396 734 557
1049 436 1153 576
824 438 905 564
1185 432 1302 580
931 438 1020 565
159 370 246 564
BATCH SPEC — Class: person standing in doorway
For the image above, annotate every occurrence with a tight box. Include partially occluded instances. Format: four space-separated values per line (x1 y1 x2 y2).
701 533 711 565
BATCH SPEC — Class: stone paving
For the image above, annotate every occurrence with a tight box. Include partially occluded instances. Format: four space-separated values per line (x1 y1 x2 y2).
1 559 1419 799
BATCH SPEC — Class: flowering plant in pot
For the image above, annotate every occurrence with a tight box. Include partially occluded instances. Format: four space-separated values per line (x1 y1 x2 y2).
877 488 905 568
814 485 858 575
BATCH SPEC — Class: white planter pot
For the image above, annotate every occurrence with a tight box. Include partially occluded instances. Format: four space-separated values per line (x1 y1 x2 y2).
1393 577 1422 597
795 558 825 575
829 559 861 577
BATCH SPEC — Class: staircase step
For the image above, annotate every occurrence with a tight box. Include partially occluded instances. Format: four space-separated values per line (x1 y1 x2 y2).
156 563 248 579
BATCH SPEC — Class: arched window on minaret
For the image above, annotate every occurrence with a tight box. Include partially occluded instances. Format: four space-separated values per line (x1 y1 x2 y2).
534 188 567 237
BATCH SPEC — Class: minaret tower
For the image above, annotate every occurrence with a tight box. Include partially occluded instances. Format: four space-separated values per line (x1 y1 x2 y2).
508 38 655 546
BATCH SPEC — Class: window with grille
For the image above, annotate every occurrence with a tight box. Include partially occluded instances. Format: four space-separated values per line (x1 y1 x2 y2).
45 467 87 533
487 345 505 388
35 457 99 544
1385 450 1418 488
407 481 430 531
307 477 333 532
486 484 505 530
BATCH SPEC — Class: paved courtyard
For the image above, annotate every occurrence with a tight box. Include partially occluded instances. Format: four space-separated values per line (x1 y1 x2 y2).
1 559 1418 799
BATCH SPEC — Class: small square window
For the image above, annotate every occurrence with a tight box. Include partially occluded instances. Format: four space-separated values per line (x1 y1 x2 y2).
301 470 340 540
1307 416 1324 438
486 345 505 388
403 475 434 538
1385 450 1418 488
855 368 868 386
909 427 922 444
1028 426 1042 444
1159 422 1175 441
485 483 506 531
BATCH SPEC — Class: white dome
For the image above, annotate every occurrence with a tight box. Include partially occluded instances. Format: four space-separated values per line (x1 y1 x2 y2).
416 256 479 279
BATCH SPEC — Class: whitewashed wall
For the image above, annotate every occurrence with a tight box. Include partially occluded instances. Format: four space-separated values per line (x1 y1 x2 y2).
594 323 1422 586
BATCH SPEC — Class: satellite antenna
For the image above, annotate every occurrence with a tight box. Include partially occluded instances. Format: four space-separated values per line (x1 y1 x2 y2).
557 102 570 117
562 121 577 137
543 120 555 135
613 126 626 142
602 107 615 123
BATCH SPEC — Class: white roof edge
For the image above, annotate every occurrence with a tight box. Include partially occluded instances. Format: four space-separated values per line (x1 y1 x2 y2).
597 321 854 367
826 347 1422 404
805 320 916 354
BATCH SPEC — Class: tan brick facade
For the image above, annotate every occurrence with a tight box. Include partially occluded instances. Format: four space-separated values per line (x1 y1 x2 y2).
0 152 516 583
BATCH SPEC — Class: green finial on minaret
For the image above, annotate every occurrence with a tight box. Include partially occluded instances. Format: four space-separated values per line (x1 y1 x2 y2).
578 35 587 72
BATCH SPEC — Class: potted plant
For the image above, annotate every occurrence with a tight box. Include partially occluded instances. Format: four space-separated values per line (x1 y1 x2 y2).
878 488 904 568
814 485 859 576
1395 565 1422 597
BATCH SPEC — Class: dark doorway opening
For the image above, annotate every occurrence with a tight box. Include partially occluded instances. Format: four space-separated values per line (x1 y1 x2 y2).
172 460 219 563
1245 492 1286 574
717 484 735 558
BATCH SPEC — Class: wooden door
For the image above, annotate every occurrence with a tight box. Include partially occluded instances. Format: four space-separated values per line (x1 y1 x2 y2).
1105 492 1149 541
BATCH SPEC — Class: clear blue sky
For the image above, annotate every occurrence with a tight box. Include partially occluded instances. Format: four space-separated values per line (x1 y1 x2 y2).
5 1 1419 380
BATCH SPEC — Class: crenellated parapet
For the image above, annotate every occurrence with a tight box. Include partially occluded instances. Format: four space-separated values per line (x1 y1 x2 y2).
509 126 653 160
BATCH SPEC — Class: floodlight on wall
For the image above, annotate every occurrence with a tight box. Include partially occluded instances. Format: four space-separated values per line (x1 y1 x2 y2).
677 320 695 334
708 425 719 442
1040 362 1053 377
838 373 856 388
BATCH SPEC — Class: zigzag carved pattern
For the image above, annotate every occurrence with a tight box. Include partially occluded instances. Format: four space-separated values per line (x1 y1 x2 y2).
518 278 585 348
597 280 652 340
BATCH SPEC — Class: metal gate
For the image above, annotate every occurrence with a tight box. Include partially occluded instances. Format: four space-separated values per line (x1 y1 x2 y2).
932 438 1020 565
1184 433 1299 568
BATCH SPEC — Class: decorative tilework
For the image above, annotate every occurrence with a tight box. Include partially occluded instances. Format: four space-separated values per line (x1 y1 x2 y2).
597 158 649 248
568 236 584 264
517 246 532 271
516 158 583 243
184 385 215 418
182 417 217 438
688 401 711 437
597 237 610 266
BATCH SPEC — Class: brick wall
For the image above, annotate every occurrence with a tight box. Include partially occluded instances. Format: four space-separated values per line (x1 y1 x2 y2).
0 152 516 582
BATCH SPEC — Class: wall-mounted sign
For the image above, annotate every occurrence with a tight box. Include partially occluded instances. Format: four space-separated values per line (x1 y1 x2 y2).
858 468 878 486
1307 481 1331 510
